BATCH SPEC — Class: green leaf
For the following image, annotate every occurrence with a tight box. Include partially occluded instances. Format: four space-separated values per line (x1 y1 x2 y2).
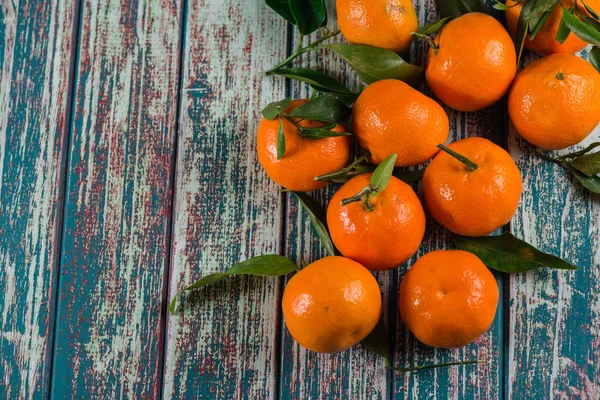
515 0 536 65
570 151 600 176
556 142 600 160
262 97 292 120
269 67 358 99
572 169 600 194
393 168 426 183
370 153 397 193
301 129 351 139
289 0 327 35
290 192 336 256
327 43 424 86
265 0 296 24
170 255 298 314
277 119 286 160
451 232 578 273
527 0 559 40
556 12 572 43
493 2 510 10
415 17 453 35
582 0 600 20
562 7 600 46
590 46 600 72
434 0 488 18
290 95 351 124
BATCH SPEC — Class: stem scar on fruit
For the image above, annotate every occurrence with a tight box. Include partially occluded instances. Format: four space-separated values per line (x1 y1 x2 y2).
436 143 478 171
340 153 398 211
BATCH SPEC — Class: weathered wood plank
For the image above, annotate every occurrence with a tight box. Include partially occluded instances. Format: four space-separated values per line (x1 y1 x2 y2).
162 1 288 398
0 0 76 398
508 50 600 399
392 3 504 398
278 1 390 398
50 0 181 397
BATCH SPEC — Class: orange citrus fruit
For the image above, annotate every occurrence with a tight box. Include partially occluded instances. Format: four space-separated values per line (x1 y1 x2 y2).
327 174 426 270
505 0 600 55
352 79 449 167
426 12 517 112
282 256 381 353
336 0 418 53
422 137 522 237
257 99 351 192
508 53 600 150
399 250 499 348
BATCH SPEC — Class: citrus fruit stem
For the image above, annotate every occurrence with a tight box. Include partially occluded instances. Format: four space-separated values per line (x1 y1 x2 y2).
436 144 478 171
315 154 372 182
267 30 341 72
340 185 376 211
412 32 440 54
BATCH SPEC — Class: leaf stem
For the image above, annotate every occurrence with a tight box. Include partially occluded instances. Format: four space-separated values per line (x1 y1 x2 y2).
412 32 440 54
389 360 484 373
437 144 478 171
341 186 374 207
267 30 341 72
315 153 371 182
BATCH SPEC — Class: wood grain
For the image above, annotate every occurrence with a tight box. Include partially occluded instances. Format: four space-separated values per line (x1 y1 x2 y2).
161 0 288 398
508 50 600 399
0 0 76 398
49 0 181 397
392 3 505 398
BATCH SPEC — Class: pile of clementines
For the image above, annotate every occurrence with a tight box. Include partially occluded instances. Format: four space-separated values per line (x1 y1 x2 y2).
173 0 600 370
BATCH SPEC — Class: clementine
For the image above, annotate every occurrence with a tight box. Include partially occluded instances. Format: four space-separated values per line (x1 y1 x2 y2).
282 256 381 353
508 53 600 150
336 0 418 53
422 137 522 237
352 79 449 167
399 250 499 348
327 174 426 270
505 0 600 55
257 99 351 192
426 12 517 112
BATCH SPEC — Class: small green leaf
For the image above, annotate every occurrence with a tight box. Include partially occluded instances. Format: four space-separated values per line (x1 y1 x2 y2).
277 119 286 160
289 0 327 35
493 1 510 10
434 0 488 18
451 232 578 273
562 7 600 46
570 151 600 176
527 0 559 40
265 0 296 24
370 153 397 193
290 191 336 256
590 46 600 72
415 17 453 35
516 0 536 65
170 255 298 315
262 97 292 120
327 43 423 86
556 13 572 43
393 168 426 183
269 67 358 99
301 129 351 139
582 0 600 20
572 169 600 194
290 95 352 124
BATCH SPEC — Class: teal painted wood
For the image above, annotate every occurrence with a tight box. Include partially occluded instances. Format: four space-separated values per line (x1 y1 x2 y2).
161 0 288 398
508 50 600 399
279 2 390 398
50 0 182 397
0 0 76 398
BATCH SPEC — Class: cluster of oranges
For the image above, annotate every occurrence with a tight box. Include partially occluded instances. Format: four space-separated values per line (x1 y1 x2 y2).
258 2 600 354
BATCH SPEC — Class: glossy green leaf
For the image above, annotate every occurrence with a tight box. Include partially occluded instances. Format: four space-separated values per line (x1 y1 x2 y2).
327 43 423 86
290 191 336 256
555 12 572 43
301 129 351 139
289 0 327 35
516 0 536 64
170 255 298 314
415 17 452 35
277 119 286 159
451 232 578 273
269 67 357 98
434 0 488 18
265 0 296 24
370 153 397 193
562 7 600 46
590 46 600 72
572 169 600 194
570 151 600 176
262 97 292 120
290 95 351 124
527 0 559 40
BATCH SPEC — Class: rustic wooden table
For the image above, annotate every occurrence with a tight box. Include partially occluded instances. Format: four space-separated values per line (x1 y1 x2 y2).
1 0 599 398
